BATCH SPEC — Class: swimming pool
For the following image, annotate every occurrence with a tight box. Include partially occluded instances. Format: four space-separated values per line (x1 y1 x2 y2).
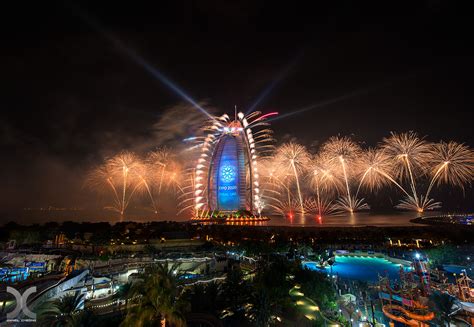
0 267 30 283
304 256 411 282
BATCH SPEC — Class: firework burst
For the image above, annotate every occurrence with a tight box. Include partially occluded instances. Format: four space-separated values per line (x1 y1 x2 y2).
319 136 365 212
309 154 345 194
427 141 474 191
144 147 184 214
268 197 300 220
381 132 433 211
274 142 311 214
303 197 340 218
335 195 370 212
382 132 431 189
87 151 145 217
355 148 395 196
396 195 441 213
85 123 474 219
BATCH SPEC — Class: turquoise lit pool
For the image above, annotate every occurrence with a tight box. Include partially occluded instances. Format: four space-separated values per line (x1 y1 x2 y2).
303 256 411 282
0 267 30 283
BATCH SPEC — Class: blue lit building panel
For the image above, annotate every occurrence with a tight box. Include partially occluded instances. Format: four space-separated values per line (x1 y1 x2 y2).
216 136 240 210
208 131 252 213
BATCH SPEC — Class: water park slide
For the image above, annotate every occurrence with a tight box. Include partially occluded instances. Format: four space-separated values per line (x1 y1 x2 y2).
382 304 434 326
379 292 427 309
460 301 474 314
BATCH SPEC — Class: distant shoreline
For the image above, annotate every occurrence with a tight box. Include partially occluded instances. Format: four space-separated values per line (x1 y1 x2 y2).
2 210 474 228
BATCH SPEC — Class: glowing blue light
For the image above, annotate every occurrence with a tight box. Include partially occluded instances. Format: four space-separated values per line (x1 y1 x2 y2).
246 52 303 114
216 137 240 210
220 165 236 183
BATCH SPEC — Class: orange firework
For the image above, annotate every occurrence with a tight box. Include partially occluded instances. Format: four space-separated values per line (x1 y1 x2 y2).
319 136 366 212
274 142 311 214
86 151 145 217
355 148 395 195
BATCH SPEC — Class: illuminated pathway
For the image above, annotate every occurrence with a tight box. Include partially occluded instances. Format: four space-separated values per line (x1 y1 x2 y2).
289 285 342 326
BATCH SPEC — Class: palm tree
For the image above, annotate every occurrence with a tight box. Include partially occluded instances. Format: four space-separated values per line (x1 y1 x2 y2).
220 267 251 317
247 258 293 326
248 288 274 327
202 282 221 314
183 281 222 315
121 262 189 327
70 308 97 327
296 244 313 259
430 291 457 326
113 282 133 309
36 292 86 327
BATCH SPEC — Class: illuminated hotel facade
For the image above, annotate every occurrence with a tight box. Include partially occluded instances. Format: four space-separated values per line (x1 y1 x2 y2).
193 111 276 220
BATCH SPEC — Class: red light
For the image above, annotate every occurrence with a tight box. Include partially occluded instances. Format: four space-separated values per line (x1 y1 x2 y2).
254 112 279 122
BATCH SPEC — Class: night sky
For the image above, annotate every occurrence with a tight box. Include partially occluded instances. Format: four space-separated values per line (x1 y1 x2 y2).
1 1 473 217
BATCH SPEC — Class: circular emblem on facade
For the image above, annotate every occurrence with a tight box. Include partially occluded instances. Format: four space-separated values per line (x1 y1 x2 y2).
220 165 236 183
